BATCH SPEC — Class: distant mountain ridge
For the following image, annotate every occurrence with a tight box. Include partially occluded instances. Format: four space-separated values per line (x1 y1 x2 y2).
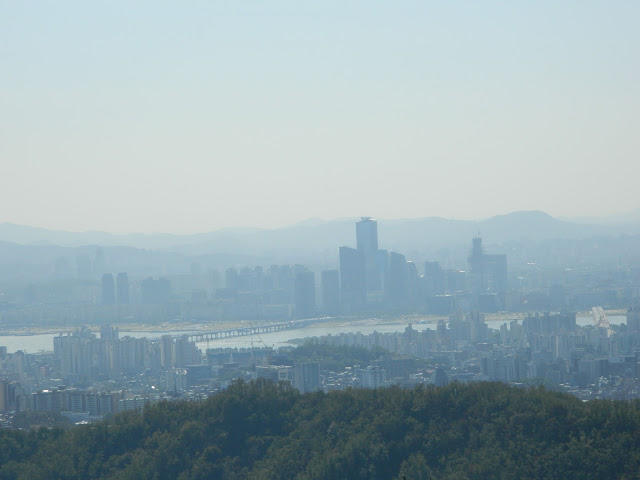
0 210 638 282
0 210 638 255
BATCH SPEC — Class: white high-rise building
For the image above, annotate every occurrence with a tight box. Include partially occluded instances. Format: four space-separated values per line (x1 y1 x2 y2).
362 365 386 389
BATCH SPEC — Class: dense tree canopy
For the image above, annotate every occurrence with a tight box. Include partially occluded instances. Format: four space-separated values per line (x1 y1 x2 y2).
289 340 390 371
3 380 640 479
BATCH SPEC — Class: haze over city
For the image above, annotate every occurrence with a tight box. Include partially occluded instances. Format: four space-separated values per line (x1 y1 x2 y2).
2 1 639 234
3 2 640 477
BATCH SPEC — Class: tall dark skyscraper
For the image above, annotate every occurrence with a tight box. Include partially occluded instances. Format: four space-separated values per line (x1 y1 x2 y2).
468 236 486 294
116 272 130 304
101 273 115 305
356 217 383 292
467 236 508 294
468 236 484 275
356 217 378 256
339 246 365 313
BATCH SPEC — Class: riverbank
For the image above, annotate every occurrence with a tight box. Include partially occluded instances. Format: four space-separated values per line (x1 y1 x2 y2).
0 309 624 339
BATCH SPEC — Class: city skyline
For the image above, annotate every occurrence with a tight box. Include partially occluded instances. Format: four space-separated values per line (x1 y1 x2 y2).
2 2 639 234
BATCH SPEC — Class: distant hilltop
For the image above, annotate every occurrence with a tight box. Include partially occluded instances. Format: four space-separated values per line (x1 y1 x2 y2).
0 210 639 254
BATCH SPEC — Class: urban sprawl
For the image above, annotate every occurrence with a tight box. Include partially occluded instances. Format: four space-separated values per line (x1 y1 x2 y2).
0 217 639 426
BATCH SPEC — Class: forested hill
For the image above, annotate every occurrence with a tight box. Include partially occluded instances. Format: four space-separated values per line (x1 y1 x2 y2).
2 381 640 479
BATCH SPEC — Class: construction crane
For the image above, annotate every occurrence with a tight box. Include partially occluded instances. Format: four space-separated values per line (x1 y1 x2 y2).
249 320 271 367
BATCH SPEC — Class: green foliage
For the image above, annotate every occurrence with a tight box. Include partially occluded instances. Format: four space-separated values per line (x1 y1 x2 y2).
11 411 73 430
3 380 640 478
291 339 388 371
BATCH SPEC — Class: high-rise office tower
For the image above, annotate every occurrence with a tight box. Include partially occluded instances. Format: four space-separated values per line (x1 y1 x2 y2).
321 270 341 315
406 260 419 307
357 217 382 292
468 236 484 275
386 252 408 308
339 246 366 313
468 236 486 293
468 236 508 294
294 271 316 318
356 217 378 256
116 272 130 304
102 273 115 305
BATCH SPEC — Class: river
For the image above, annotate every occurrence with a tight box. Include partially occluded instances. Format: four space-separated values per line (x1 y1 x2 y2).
0 314 626 354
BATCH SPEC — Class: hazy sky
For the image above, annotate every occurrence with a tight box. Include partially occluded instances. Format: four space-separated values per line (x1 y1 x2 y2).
1 1 638 234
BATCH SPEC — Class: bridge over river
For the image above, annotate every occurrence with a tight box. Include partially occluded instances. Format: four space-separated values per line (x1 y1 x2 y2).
177 317 328 343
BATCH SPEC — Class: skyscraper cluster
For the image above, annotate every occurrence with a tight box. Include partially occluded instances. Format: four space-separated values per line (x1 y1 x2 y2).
335 218 508 314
